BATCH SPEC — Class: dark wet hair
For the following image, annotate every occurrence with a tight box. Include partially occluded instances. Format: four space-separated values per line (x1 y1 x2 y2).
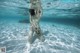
29 9 35 16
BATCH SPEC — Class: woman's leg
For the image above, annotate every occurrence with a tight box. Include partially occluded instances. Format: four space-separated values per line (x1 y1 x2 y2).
28 26 34 44
35 26 45 42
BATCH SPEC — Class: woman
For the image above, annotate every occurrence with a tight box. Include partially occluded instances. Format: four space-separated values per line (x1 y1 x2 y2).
28 0 45 44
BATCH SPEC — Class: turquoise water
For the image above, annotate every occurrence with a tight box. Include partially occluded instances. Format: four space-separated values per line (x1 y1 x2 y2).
0 0 80 53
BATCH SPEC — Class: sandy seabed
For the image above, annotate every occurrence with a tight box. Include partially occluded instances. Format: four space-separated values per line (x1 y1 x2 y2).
0 19 80 53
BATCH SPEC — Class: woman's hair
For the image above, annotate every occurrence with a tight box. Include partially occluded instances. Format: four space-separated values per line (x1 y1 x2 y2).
29 9 35 16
